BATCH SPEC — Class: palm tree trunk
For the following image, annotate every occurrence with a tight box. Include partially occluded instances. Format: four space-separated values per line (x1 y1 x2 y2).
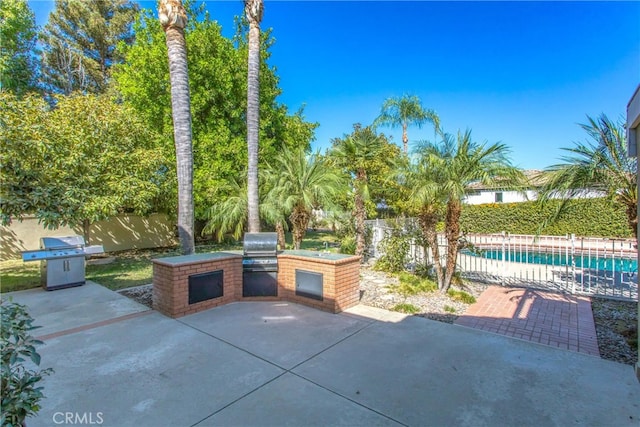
354 172 367 256
290 205 310 250
275 221 286 250
160 0 194 255
418 208 444 289
626 202 638 239
402 122 408 154
443 200 461 292
245 0 263 233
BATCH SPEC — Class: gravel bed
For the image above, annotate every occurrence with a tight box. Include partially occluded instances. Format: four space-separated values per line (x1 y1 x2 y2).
118 267 638 366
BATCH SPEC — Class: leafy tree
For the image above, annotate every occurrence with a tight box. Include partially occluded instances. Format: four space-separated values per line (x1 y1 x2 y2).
114 5 317 222
538 114 637 238
245 0 263 233
0 92 165 243
329 124 387 256
39 0 138 94
268 147 344 250
374 94 440 154
414 130 523 292
0 0 38 96
159 0 194 255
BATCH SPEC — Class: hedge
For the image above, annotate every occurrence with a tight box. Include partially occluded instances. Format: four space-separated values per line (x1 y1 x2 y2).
459 198 633 238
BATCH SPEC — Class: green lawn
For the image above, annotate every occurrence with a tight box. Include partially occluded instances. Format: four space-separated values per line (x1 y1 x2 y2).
0 231 340 293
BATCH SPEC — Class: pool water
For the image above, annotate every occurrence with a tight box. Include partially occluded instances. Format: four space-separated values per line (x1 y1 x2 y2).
462 248 638 273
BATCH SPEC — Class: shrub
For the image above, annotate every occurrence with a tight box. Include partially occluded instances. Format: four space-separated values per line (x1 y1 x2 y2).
1 300 53 427
447 289 476 304
339 236 356 254
389 272 438 296
373 222 411 273
444 305 456 313
460 198 632 238
392 303 420 314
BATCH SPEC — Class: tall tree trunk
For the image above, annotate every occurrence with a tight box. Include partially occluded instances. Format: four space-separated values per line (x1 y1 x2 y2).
402 121 408 154
160 0 194 255
82 219 91 245
275 221 286 250
418 207 444 289
245 0 263 233
626 201 638 239
354 170 367 256
443 200 462 292
290 205 310 250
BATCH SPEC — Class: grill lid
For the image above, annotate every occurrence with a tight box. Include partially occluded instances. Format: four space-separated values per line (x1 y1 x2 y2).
41 235 85 249
243 232 278 255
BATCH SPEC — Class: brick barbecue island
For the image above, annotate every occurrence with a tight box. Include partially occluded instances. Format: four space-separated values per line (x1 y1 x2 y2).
152 250 361 318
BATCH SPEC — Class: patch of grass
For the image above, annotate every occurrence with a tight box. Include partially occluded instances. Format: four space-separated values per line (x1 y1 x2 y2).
0 259 40 292
291 230 340 252
0 232 343 293
392 303 420 314
444 305 456 313
389 272 437 296
0 240 245 294
447 289 476 304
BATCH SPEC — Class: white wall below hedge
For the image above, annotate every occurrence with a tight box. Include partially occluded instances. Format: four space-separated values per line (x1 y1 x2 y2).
1 214 177 260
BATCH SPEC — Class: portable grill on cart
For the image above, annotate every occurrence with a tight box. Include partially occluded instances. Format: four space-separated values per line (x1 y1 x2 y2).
21 236 104 291
242 232 278 297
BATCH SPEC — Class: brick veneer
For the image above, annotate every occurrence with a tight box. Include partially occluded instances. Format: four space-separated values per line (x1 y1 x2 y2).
152 253 242 318
276 253 361 313
152 251 361 318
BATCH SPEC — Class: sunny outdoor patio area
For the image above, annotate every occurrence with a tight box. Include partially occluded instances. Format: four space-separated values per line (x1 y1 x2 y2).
3 0 640 425
4 281 640 427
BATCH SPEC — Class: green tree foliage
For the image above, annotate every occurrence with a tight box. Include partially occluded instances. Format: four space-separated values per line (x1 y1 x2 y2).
39 0 138 94
374 94 439 154
538 114 637 238
411 130 523 292
0 92 165 243
460 199 632 238
114 5 317 221
0 0 39 96
0 0 37 96
329 124 391 256
268 147 344 250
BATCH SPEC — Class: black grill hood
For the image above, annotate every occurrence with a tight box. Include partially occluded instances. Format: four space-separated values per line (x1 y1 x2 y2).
243 232 278 256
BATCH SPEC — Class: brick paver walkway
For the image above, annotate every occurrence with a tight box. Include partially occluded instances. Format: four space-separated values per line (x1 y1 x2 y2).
455 286 600 356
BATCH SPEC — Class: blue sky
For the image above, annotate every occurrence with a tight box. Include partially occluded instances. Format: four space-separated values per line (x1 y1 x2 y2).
29 1 640 170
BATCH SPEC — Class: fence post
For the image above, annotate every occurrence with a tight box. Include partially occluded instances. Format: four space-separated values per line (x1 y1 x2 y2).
570 233 576 294
501 231 506 285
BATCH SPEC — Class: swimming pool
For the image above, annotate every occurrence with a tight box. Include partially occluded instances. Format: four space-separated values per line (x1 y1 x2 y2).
462 248 638 273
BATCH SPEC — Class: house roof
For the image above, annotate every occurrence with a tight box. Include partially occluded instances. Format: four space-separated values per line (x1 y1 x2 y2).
467 169 546 191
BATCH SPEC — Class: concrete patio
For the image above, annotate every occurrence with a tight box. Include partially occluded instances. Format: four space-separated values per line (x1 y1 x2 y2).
3 282 640 427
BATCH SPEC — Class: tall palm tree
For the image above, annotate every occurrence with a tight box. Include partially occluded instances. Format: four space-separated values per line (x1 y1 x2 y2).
415 130 523 292
159 0 194 254
374 94 440 154
538 114 637 238
245 0 263 233
329 125 384 256
269 147 344 250
399 158 447 287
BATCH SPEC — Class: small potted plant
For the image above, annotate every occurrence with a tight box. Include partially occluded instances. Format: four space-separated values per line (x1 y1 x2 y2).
1 300 53 427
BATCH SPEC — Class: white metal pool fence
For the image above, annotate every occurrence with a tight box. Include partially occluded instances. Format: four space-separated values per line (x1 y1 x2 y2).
365 219 638 301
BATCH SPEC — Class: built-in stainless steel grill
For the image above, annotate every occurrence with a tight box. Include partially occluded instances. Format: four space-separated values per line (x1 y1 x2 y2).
22 236 104 291
242 232 278 296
